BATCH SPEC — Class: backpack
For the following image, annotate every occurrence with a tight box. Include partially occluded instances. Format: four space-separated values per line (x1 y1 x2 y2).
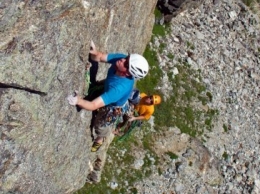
128 89 141 105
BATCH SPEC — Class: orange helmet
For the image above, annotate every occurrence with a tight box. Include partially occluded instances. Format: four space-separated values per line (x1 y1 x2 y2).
152 95 161 105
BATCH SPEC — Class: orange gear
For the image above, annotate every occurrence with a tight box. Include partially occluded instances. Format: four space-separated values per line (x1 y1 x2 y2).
152 95 161 105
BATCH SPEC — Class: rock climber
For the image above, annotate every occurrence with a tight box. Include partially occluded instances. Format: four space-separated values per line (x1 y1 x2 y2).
67 41 149 152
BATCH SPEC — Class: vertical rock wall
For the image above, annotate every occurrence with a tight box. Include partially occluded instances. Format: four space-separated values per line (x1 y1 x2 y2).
0 0 156 193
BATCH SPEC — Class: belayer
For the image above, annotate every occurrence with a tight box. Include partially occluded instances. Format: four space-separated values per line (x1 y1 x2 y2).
114 93 162 137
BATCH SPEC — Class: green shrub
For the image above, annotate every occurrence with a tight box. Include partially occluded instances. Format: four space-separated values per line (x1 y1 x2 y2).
222 151 229 160
165 152 179 159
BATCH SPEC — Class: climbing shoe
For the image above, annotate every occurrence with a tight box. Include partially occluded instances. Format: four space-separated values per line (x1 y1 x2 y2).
93 158 102 171
91 141 103 152
87 171 98 183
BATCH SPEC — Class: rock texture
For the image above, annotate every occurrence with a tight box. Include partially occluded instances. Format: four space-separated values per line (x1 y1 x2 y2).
0 0 156 193
1 0 260 193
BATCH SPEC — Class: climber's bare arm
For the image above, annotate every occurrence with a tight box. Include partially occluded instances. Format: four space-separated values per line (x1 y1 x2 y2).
77 96 105 111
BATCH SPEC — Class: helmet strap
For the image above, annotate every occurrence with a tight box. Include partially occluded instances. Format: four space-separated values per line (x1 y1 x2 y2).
115 66 131 77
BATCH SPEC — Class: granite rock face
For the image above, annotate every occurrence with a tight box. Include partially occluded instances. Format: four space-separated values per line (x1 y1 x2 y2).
0 0 156 193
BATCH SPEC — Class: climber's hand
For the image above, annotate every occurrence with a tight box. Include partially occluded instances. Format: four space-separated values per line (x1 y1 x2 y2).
67 91 79 106
128 116 136 122
89 40 107 62
89 40 98 57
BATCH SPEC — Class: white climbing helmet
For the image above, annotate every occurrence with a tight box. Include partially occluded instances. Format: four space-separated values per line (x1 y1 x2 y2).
129 54 149 79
